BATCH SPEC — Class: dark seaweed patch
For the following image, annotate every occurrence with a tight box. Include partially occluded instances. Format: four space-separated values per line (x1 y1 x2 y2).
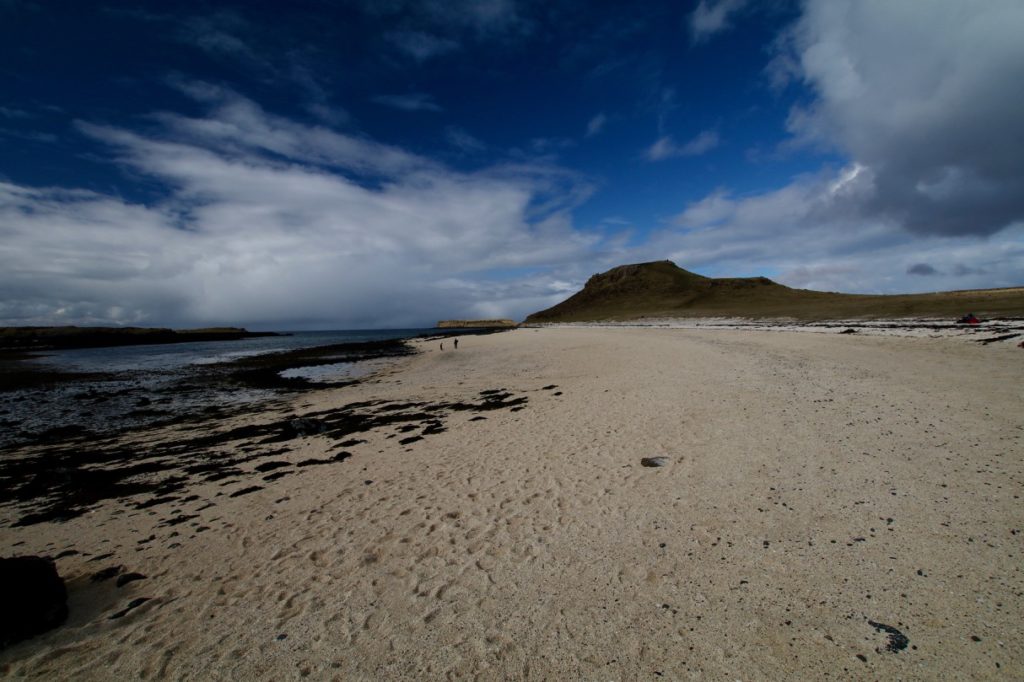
228 486 263 498
135 496 179 509
160 514 199 527
91 565 123 582
296 452 351 467
86 552 115 563
109 597 151 620
1 387 528 526
978 333 1020 344
116 572 146 587
254 461 290 473
868 620 909 653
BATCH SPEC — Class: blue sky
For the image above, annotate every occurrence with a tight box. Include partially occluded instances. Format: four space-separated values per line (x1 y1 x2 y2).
1 0 1022 329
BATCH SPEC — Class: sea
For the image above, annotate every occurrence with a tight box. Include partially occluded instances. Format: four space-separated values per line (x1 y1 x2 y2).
0 329 437 448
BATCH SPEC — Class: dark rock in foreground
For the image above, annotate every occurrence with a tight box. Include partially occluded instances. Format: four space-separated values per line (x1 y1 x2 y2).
0 556 68 647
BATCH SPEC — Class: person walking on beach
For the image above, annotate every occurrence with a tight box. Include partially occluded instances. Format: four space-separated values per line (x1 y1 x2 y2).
454 338 459 350
440 342 444 351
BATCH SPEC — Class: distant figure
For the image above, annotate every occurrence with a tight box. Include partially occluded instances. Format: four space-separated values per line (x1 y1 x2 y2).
957 313 980 325
440 342 444 351
454 338 459 350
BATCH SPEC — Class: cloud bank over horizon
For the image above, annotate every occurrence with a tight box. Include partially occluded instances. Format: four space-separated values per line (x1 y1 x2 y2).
0 0 1021 329
0 87 604 329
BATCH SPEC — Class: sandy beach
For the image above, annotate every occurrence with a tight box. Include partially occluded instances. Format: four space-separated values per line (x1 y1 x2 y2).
2 327 1023 679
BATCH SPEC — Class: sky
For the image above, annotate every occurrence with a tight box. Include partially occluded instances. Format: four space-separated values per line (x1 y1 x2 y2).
1 0 1022 330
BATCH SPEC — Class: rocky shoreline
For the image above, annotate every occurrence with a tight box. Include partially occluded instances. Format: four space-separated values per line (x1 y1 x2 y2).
0 328 506 450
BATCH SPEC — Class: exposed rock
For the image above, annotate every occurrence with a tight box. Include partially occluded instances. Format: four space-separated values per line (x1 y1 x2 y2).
867 619 909 652
286 417 327 438
0 556 68 646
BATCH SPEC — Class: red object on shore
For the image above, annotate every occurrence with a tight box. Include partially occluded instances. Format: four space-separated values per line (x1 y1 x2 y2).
957 313 980 325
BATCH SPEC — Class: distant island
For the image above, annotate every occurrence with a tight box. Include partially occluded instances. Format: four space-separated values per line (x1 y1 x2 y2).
436 319 517 329
0 326 282 352
525 260 1024 323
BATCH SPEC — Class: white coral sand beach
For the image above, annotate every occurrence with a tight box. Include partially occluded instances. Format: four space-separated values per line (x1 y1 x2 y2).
2 327 1022 679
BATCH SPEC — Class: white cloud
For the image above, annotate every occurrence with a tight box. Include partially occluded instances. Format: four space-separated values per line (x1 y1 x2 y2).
645 1 1024 297
444 126 486 153
0 88 608 328
370 93 443 113
0 106 31 119
645 130 719 161
375 0 526 60
778 0 1024 236
585 113 607 138
178 11 272 71
689 0 747 44
654 164 1024 294
384 31 460 61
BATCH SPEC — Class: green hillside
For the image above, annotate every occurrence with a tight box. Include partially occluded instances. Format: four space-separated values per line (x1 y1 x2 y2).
524 261 1024 323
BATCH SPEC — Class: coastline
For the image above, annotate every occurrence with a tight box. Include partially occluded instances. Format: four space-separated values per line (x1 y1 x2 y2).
522 315 1024 343
0 329 505 448
2 327 1022 678
0 327 285 353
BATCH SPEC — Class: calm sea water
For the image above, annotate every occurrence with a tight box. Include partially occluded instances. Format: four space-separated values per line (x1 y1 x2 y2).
1 329 437 448
24 329 435 374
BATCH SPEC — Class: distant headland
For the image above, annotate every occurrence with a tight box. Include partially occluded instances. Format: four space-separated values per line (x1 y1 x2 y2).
436 320 517 329
0 326 283 352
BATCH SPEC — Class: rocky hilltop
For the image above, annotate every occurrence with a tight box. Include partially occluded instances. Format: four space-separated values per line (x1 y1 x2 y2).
525 260 1024 322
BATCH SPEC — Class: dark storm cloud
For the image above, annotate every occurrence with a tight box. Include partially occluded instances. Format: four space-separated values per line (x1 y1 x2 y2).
907 263 939 276
780 0 1024 237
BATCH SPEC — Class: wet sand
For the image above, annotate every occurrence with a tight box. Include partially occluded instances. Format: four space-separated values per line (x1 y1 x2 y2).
2 327 1022 679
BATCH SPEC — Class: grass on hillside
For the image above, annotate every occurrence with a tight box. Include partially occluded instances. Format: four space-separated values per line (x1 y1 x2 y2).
525 261 1024 322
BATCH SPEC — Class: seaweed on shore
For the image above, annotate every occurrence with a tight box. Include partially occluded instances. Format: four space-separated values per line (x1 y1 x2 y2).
0 389 528 527
0 338 419 448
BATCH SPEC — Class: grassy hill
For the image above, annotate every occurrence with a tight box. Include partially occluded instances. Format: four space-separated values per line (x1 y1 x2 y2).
524 261 1024 323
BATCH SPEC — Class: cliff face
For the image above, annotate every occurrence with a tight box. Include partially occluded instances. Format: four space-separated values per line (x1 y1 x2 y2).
436 320 517 329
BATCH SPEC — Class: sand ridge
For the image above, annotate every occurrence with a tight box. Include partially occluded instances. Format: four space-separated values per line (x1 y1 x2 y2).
1 328 1022 679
